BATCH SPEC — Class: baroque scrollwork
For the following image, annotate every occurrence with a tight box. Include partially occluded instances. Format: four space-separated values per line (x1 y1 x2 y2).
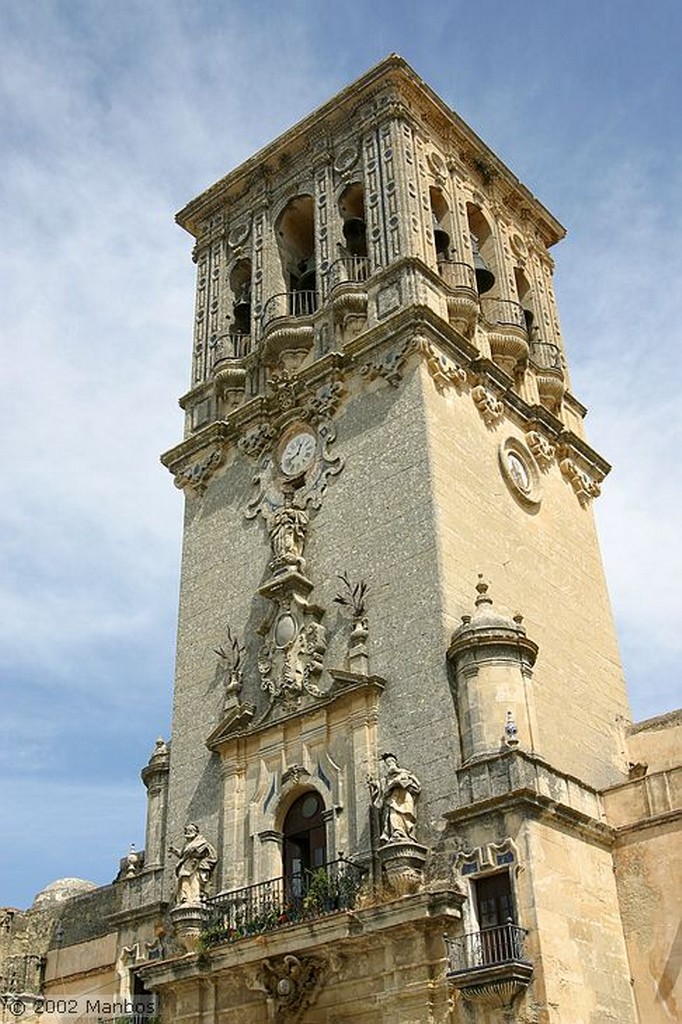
525 429 556 467
173 446 225 493
258 611 326 709
259 954 328 1023
415 336 468 392
559 457 602 505
471 384 504 426
359 338 412 387
239 423 277 459
245 418 343 522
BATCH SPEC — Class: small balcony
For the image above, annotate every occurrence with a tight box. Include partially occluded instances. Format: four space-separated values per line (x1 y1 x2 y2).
326 257 370 340
445 923 533 1009
260 290 318 368
480 298 530 376
210 331 251 369
327 255 370 287
201 859 365 949
437 259 478 339
529 341 565 413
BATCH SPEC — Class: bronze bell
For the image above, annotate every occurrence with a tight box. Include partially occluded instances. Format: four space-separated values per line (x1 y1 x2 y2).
232 284 251 333
295 255 317 292
433 215 450 257
523 308 534 334
343 217 367 256
471 234 495 294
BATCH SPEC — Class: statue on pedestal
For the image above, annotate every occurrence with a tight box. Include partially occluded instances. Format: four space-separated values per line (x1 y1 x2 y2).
169 823 217 905
369 752 421 843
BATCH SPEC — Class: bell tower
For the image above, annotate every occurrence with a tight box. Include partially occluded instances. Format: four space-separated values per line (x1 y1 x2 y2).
150 55 639 1022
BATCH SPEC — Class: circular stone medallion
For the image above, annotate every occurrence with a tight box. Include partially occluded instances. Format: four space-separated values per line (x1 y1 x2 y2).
499 437 542 509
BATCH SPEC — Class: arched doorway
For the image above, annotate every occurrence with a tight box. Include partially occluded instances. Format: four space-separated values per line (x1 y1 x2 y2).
282 791 326 897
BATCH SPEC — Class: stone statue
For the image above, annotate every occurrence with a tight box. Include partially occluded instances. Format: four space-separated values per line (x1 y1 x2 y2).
268 491 308 574
169 823 217 905
369 753 421 843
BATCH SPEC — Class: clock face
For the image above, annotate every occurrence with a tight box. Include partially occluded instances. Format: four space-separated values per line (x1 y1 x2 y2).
280 431 316 477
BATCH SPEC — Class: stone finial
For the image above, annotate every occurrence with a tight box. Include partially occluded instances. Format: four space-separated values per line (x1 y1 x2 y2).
335 572 370 675
475 574 493 610
503 710 519 748
215 626 246 704
123 844 143 878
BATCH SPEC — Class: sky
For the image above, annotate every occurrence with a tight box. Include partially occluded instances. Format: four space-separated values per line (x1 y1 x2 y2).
1 0 680 909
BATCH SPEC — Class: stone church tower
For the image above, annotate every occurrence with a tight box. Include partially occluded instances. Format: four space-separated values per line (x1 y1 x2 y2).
2 55 680 1024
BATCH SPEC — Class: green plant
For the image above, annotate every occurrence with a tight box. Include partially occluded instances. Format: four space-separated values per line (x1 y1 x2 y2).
302 869 339 913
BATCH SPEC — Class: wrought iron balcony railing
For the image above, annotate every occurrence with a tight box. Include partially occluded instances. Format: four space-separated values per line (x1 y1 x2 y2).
210 331 251 367
327 255 370 287
262 290 318 327
202 859 365 948
445 923 530 975
480 298 527 330
437 259 477 292
529 341 563 372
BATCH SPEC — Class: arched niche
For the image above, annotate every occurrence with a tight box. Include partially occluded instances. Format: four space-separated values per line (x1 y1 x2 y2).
338 182 367 257
466 203 497 296
514 267 536 336
430 186 452 261
275 194 316 293
229 258 252 335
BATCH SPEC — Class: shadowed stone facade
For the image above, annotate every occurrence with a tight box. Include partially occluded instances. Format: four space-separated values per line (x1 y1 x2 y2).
2 55 679 1024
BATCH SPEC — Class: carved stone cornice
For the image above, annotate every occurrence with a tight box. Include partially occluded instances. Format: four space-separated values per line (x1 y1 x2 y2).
163 296 608 504
176 57 564 248
207 672 385 755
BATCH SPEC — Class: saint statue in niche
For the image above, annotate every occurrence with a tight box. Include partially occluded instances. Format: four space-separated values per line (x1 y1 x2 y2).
368 752 422 843
169 823 218 905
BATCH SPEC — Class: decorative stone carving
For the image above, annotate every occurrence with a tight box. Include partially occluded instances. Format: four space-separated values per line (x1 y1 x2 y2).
368 753 427 895
282 763 310 787
415 336 468 393
168 823 217 906
559 456 602 505
377 840 429 897
259 954 328 1023
268 491 309 575
173 446 225 494
214 626 246 705
239 422 277 459
258 610 326 709
360 338 412 387
168 902 209 955
268 369 300 411
120 844 143 880
334 571 370 675
369 752 421 842
525 429 555 467
502 710 519 748
245 418 343 520
472 384 504 426
498 437 542 509
303 380 345 422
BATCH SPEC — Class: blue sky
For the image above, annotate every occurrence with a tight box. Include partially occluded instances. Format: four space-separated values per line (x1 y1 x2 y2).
1 0 680 909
